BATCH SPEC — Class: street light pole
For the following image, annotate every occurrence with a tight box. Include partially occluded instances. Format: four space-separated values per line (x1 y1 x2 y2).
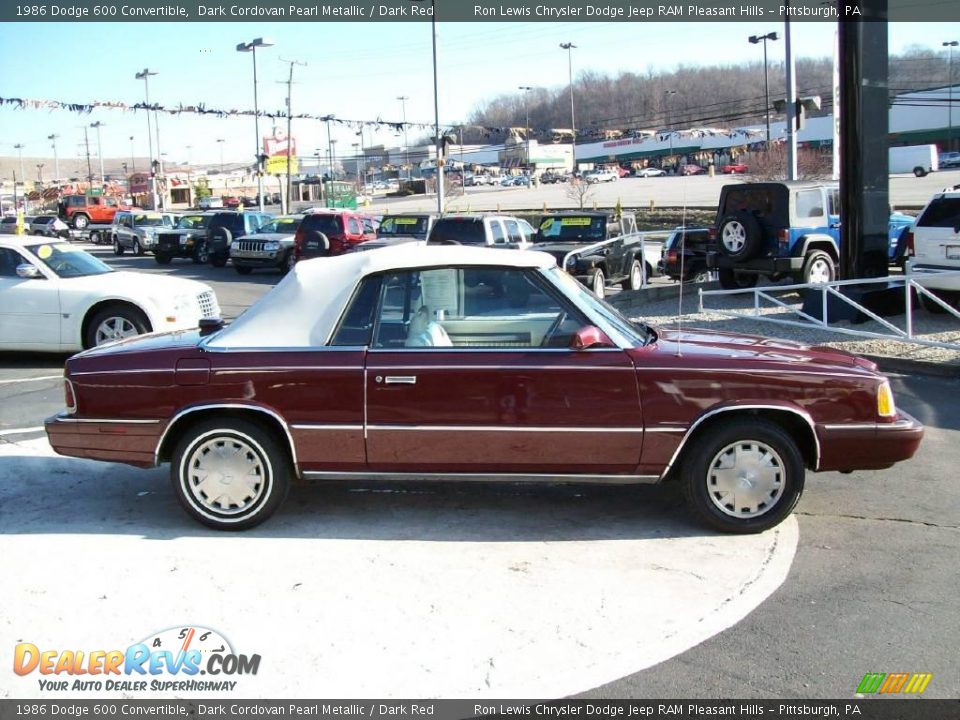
237 37 275 213
90 121 106 187
13 143 25 187
397 96 409 180
129 135 136 174
48 134 60 186
135 68 159 210
36 164 44 183
559 43 577 173
749 32 779 151
664 90 677 169
431 3 444 214
519 86 533 171
945 41 959 152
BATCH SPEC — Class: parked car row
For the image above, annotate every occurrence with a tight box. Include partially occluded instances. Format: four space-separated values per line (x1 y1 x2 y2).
0 214 71 238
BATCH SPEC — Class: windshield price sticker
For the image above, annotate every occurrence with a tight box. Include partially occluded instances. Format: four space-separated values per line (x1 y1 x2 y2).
395 218 419 225
561 217 593 226
36 245 53 259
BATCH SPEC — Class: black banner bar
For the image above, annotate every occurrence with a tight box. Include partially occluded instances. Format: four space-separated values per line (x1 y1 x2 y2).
2 0 958 23
1 700 959 720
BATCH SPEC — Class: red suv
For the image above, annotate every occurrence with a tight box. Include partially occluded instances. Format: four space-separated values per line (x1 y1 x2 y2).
294 210 376 259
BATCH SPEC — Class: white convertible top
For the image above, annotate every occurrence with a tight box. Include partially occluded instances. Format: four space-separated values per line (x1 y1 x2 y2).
206 245 557 349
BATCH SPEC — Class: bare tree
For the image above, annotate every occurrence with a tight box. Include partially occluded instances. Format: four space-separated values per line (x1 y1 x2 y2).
741 145 833 182
565 178 595 209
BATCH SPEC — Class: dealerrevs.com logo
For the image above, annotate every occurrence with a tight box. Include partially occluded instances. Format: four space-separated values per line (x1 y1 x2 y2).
13 626 261 693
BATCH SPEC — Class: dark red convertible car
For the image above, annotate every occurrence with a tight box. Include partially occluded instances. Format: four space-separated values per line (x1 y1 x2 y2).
45 246 923 532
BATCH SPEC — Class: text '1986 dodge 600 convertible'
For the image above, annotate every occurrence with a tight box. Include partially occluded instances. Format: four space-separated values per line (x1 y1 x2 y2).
45 246 924 532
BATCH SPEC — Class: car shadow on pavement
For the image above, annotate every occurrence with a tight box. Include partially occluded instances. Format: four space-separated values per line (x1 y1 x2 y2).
0 449 712 541
0 352 72 370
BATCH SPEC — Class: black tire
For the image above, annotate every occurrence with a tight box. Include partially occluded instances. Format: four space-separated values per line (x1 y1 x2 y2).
171 417 291 530
208 227 233 266
132 238 143 256
717 268 758 290
154 252 173 265
89 230 101 245
621 258 645 291
72 214 90 230
235 265 253 275
83 304 150 349
680 417 805 534
281 250 297 275
913 166 926 178
192 243 209 264
589 268 606 298
917 290 957 314
210 251 229 268
112 236 124 256
717 212 763 261
801 250 836 285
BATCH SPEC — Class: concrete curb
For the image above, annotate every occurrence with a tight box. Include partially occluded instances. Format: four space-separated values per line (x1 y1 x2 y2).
864 354 960 379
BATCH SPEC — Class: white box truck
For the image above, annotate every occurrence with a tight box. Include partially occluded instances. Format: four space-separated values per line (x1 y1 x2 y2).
889 144 939 177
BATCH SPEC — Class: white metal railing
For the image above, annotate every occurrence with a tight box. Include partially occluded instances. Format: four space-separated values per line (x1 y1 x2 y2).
698 269 960 350
561 230 670 288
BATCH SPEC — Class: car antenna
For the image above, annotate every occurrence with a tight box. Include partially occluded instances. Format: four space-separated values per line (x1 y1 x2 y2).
675 166 688 357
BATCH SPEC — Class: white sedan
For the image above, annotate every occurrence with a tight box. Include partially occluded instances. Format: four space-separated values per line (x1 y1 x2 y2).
0 237 221 352
636 167 666 177
584 170 619 183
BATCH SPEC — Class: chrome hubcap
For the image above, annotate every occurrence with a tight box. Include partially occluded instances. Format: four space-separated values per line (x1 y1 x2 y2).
185 435 266 515
593 274 605 298
94 317 139 345
631 263 643 288
722 222 746 252
706 440 784 519
808 258 832 284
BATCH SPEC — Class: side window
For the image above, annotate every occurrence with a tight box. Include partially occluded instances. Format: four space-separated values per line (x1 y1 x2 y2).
0 248 27 277
330 276 383 346
917 198 960 228
795 190 825 221
490 220 506 244
828 189 841 216
371 267 586 350
347 217 363 235
505 219 523 243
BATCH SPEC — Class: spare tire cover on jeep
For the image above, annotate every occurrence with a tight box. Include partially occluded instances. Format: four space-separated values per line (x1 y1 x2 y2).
717 212 763 261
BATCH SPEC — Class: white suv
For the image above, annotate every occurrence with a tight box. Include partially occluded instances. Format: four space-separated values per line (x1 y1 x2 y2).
907 186 960 311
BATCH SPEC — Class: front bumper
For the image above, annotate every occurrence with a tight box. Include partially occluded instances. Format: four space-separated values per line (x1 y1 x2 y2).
816 411 924 472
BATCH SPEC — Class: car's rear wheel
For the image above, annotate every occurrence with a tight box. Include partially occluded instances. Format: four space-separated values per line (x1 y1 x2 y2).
89 230 101 244
717 212 762 261
681 418 805 533
132 238 143 256
913 166 927 178
282 251 297 275
171 418 291 530
622 259 645 291
802 250 836 285
112 236 124 256
72 214 90 230
718 268 758 290
590 268 606 298
84 305 150 348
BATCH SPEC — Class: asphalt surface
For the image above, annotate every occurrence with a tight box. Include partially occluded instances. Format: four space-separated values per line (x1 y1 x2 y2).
0 245 956 699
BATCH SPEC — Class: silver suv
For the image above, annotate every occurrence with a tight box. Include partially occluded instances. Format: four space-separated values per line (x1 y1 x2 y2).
110 211 172 256
907 186 960 312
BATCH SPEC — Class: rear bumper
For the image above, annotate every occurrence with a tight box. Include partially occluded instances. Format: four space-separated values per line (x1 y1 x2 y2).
44 412 162 468
816 411 924 472
707 251 803 274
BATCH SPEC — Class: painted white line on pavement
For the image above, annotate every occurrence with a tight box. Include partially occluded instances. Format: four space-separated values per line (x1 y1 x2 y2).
0 437 798 699
0 374 62 385
0 426 45 437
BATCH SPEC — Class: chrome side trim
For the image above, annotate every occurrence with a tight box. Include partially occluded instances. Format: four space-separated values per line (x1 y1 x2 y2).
55 417 161 425
362 365 635 372
200 343 368 353
366 424 644 434
69 368 175 376
643 426 687 433
820 420 918 431
659 404 821 480
635 366 870 378
301 470 660 485
153 403 300 476
367 347 624 354
289 423 364 431
213 366 360 373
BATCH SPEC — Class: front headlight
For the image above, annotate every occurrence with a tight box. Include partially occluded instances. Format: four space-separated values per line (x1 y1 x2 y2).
877 380 896 418
264 242 280 251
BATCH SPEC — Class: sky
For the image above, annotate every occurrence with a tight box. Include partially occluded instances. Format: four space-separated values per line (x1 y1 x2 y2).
1 20 958 175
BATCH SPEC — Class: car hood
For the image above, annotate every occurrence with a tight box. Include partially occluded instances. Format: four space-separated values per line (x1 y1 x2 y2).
64 270 212 299
649 326 879 373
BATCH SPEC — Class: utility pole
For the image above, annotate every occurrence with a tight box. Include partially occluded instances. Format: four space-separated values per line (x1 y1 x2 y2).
129 135 136 174
560 42 577 172
397 96 409 179
90 121 106 187
82 128 94 188
324 115 335 185
431 3 444 214
135 68 160 210
784 6 799 180
278 57 306 212
13 143 26 189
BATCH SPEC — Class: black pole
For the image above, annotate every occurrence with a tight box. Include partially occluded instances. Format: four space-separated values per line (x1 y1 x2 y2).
763 39 771 151
838 4 889 280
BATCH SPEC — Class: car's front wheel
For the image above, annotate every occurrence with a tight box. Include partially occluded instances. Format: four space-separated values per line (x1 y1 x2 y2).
155 252 172 265
171 418 291 530
132 238 143 256
622 259 645 291
681 417 805 533
84 304 150 348
112 236 124 256
590 268 606 298
802 250 836 285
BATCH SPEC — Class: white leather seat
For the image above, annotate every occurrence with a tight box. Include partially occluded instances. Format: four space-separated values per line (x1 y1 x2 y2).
405 306 452 347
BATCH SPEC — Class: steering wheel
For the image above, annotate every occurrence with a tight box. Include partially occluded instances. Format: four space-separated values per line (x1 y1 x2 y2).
540 311 568 348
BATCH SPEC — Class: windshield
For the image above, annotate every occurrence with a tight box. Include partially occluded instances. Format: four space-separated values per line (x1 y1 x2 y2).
177 214 211 230
535 215 606 243
379 216 430 237
545 267 650 347
429 218 485 244
26 242 113 278
258 218 302 234
134 214 165 226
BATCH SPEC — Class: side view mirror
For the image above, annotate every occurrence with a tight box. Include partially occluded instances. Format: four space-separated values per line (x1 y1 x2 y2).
16 264 43 279
570 325 614 351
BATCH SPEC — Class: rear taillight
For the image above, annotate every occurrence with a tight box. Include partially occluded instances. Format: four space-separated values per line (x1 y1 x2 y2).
777 229 790 249
904 229 914 256
64 379 77 414
708 227 716 241
293 228 305 258
667 250 678 264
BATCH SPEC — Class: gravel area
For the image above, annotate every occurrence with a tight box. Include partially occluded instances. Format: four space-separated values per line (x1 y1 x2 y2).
619 283 960 367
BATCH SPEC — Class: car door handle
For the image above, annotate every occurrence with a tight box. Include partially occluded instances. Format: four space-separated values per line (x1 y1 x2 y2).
382 375 417 385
